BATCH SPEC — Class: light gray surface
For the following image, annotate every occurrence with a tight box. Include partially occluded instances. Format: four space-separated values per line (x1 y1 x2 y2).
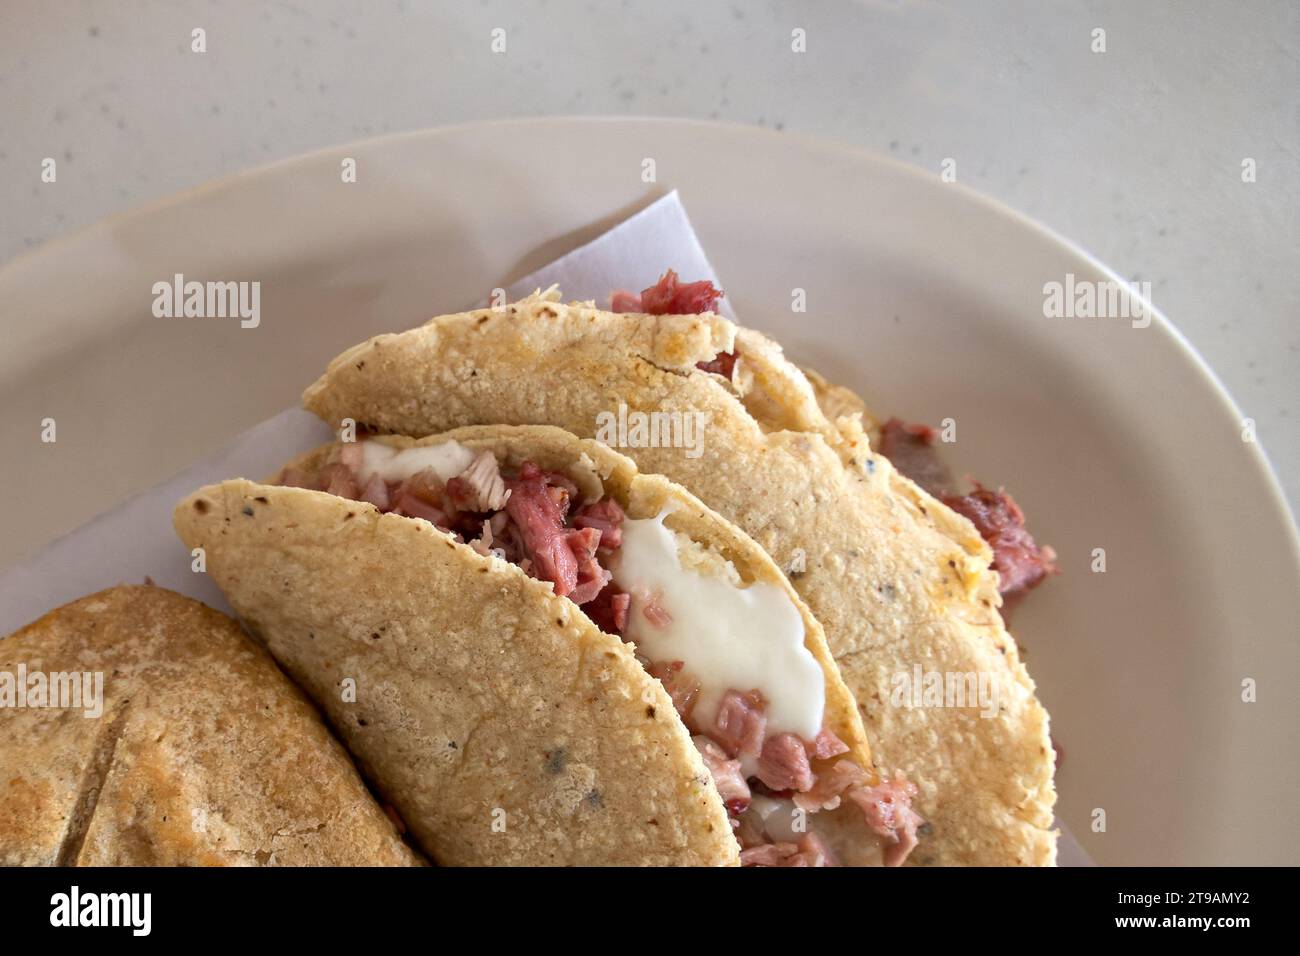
1 0 1296 509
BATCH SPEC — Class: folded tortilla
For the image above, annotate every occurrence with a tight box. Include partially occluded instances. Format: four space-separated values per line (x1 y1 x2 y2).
300 290 1058 865
0 585 421 866
174 424 908 866
801 365 880 441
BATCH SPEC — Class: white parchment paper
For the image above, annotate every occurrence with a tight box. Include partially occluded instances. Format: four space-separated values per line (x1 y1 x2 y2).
0 192 716 635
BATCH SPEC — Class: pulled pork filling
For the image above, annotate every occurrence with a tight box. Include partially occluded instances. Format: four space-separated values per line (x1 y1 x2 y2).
878 418 1059 604
610 268 726 317
280 439 923 867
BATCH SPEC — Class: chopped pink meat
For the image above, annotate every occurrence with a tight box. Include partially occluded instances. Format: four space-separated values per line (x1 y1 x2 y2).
608 290 644 313
312 450 625 613
317 463 359 500
609 269 725 316
583 586 631 635
639 590 673 628
391 467 445 507
359 473 390 511
642 270 724 315
696 351 738 378
572 497 625 551
792 759 870 812
391 492 448 527
567 525 612 605
808 726 850 760
879 419 1058 604
878 417 955 498
487 510 525 563
847 777 925 867
467 519 495 557
646 660 700 724
545 486 569 514
505 462 582 597
709 689 767 758
739 843 800 867
740 834 831 868
540 469 579 508
388 467 449 527
731 807 768 850
755 732 815 793
692 736 751 816
794 831 835 867
942 483 1059 602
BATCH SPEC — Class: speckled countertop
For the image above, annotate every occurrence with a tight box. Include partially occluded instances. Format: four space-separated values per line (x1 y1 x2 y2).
2 0 1296 510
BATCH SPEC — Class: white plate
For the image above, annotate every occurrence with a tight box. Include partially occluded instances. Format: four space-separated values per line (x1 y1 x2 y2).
1 117 1296 865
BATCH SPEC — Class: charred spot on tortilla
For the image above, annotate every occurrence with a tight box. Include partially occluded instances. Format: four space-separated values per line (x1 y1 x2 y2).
544 748 567 775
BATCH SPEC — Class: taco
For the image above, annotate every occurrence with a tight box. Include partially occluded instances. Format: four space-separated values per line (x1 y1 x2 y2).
0 585 421 866
174 425 925 866
299 284 1058 865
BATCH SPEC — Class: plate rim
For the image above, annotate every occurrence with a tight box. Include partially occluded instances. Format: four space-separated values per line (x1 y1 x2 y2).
4 115 1299 864
4 114 1295 557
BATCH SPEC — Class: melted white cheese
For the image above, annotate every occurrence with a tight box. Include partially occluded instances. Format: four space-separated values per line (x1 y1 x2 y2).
611 513 824 740
751 795 803 842
357 440 475 484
